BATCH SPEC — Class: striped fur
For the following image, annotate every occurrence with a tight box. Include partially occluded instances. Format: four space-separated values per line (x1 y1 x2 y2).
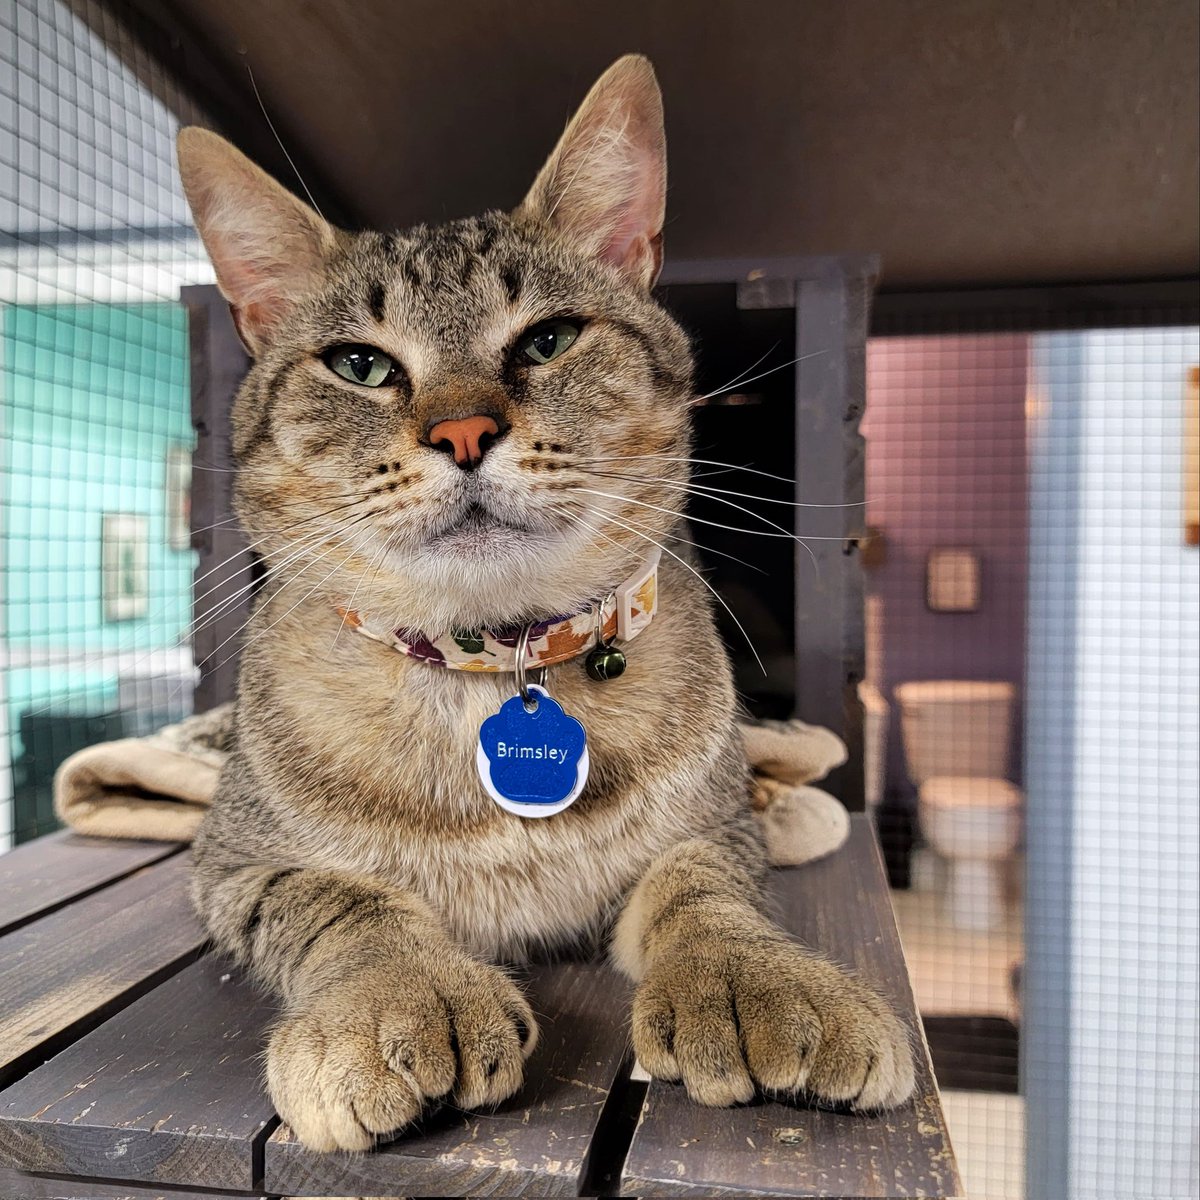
180 55 913 1152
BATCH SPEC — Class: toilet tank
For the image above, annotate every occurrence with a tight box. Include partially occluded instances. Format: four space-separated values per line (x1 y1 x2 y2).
895 680 1015 784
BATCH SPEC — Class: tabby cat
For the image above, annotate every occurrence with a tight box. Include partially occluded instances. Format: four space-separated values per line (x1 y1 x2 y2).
178 54 915 1152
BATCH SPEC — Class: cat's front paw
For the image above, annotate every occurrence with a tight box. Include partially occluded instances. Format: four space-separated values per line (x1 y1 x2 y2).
632 931 915 1111
267 957 537 1151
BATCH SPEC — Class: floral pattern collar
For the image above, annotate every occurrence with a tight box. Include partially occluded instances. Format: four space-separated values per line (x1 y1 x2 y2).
336 550 660 673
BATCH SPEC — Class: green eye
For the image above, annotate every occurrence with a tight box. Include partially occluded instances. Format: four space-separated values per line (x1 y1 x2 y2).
325 344 398 388
517 320 581 365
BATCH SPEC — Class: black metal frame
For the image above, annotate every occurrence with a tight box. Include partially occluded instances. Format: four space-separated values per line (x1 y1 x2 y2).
872 277 1200 335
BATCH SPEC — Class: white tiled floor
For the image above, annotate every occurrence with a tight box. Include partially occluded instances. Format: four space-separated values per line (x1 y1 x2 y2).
941 1089 1026 1200
891 852 1026 1198
890 850 1023 1020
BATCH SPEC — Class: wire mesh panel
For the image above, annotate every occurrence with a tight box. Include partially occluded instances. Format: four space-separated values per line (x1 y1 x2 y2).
0 0 211 847
1027 325 1200 1200
863 323 1200 1199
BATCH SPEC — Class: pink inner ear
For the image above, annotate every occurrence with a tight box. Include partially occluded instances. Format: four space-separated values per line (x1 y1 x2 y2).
600 212 648 270
228 298 284 354
593 148 664 281
210 230 298 349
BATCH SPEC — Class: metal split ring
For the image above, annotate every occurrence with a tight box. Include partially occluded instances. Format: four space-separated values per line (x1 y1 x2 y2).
514 623 546 710
593 594 616 649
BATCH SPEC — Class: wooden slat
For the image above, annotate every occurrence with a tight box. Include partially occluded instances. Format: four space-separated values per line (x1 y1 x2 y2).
621 815 962 1198
0 959 277 1192
0 1166 273 1198
0 822 958 1197
264 961 634 1198
0 854 204 1089
0 831 184 936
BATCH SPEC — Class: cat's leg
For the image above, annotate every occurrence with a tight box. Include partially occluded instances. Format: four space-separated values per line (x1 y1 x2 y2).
611 827 915 1111
192 831 537 1151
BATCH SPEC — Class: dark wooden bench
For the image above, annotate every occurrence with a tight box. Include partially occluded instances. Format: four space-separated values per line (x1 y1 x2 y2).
0 816 959 1198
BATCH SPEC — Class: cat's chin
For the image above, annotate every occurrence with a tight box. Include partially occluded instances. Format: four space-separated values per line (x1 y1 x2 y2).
421 504 545 560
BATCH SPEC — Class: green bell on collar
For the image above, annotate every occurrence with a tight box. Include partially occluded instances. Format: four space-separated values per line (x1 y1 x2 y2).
585 643 627 681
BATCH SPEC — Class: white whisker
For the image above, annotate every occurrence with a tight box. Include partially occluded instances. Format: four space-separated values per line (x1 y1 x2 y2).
574 487 839 543
576 454 867 505
563 505 766 675
327 536 389 659
578 501 766 573
201 518 374 674
246 64 325 220
580 467 865 514
693 348 828 402
693 341 779 402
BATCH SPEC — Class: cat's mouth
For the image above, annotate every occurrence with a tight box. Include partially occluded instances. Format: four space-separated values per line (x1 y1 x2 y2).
424 501 536 555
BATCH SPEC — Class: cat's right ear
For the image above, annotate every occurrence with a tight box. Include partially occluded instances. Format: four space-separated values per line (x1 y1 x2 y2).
518 55 666 290
177 128 339 355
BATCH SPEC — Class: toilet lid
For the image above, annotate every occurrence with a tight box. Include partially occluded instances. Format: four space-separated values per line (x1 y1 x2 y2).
919 776 1023 809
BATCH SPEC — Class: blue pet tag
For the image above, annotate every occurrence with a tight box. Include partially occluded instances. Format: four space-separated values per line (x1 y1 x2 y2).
476 685 589 818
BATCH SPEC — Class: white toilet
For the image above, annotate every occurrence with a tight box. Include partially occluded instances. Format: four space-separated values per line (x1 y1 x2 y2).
896 681 1022 931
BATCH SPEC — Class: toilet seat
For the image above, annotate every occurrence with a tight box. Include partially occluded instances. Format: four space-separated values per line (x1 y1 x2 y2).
919 776 1022 809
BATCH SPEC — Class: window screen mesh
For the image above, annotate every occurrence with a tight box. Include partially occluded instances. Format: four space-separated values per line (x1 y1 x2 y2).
0 0 211 847
864 322 1199 1200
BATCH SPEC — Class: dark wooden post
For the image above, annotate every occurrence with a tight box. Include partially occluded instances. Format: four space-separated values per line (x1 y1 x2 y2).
182 285 252 714
793 262 875 811
661 256 876 810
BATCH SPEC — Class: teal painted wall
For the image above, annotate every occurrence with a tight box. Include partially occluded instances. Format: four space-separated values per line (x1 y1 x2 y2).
2 302 195 799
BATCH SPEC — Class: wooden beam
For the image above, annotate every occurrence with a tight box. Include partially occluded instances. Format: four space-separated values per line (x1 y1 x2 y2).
0 854 203 1090
0 1167 272 1199
183 285 254 713
264 962 634 1198
793 264 872 810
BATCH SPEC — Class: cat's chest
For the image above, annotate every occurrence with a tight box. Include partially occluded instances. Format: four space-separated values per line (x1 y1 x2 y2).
332 644 655 803
296 658 700 953
252 595 735 956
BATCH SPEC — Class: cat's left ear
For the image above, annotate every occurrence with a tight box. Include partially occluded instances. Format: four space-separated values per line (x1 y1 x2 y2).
177 127 341 355
518 55 666 290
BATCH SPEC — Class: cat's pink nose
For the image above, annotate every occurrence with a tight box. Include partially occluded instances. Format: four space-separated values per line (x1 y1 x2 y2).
426 414 507 470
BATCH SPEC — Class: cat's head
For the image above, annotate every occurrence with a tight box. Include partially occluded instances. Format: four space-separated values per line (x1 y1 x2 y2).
178 55 694 633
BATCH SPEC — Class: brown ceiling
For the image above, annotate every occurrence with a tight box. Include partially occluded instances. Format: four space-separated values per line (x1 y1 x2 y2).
123 0 1198 289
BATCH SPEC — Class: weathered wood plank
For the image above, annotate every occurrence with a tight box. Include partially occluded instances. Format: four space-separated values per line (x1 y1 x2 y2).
621 815 961 1198
0 855 204 1089
0 1165 273 1198
0 831 184 937
0 958 276 1192
264 961 634 1198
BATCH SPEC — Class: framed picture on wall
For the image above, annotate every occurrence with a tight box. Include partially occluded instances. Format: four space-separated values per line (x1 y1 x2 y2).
926 547 982 613
102 513 149 621
165 444 192 551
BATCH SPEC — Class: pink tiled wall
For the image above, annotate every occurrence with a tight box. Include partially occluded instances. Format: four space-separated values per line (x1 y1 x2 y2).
863 334 1029 795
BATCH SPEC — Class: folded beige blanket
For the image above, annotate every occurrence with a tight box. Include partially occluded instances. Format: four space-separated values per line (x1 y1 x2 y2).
55 705 850 866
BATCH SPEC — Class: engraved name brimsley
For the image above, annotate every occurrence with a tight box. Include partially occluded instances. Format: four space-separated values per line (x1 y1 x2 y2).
491 741 573 762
